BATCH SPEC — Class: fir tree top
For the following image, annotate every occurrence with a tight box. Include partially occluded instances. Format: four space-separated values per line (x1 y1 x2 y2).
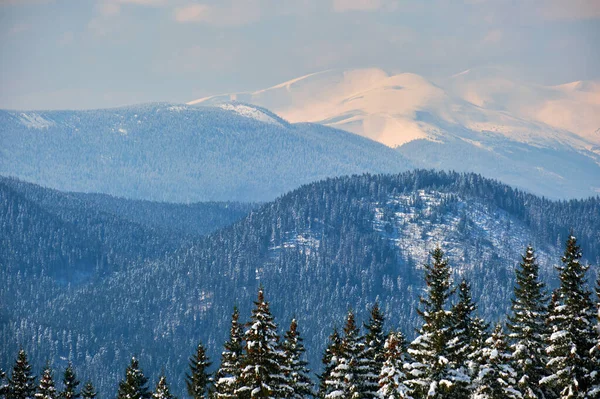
59 364 80 399
80 382 96 399
153 376 176 399
35 365 56 399
186 342 212 399
116 357 151 399
8 350 36 399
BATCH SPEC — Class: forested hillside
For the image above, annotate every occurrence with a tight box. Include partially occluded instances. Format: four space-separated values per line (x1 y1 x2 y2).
0 104 412 202
1 171 598 397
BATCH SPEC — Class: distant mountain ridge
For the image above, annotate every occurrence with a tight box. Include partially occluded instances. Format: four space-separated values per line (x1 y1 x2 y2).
190 68 600 199
0 103 412 202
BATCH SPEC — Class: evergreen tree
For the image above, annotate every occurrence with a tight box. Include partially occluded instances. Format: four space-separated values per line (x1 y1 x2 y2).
116 357 151 399
324 310 367 399
8 350 36 399
186 342 212 399
362 303 386 399
377 331 412 399
587 279 600 398
79 383 96 399
542 235 597 398
59 364 79 399
447 279 487 399
405 248 460 399
1 369 8 399
214 307 244 399
35 366 56 399
281 319 313 399
236 287 291 399
317 328 342 399
153 376 176 399
506 245 550 399
472 324 522 399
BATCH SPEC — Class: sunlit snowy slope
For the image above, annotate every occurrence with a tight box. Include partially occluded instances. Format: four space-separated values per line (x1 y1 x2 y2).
190 68 600 199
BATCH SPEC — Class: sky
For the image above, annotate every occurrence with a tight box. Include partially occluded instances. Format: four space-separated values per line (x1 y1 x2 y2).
0 0 599 110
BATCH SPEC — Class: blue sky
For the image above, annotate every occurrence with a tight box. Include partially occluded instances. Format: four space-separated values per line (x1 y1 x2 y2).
1 0 599 110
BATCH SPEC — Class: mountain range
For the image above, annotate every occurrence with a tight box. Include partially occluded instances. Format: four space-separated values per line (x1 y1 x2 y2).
190 67 600 199
0 103 411 203
2 171 598 396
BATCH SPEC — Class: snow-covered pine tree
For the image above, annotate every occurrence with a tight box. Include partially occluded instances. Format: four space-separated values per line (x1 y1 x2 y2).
236 288 291 399
1 369 9 399
7 350 36 399
506 245 550 399
325 310 367 399
542 235 597 398
587 279 600 398
317 328 342 399
377 331 412 399
447 279 481 399
405 248 458 399
214 307 244 399
281 319 313 399
152 376 176 399
35 366 56 399
116 357 151 399
186 342 212 399
471 324 522 399
362 303 386 399
79 382 96 399
59 364 80 399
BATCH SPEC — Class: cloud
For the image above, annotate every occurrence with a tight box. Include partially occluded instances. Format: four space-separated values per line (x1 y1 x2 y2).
483 29 502 44
541 0 600 20
332 0 382 12
96 0 167 17
173 2 261 26
173 4 210 22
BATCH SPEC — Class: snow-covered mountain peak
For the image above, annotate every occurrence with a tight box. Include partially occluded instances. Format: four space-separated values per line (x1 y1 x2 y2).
188 67 600 149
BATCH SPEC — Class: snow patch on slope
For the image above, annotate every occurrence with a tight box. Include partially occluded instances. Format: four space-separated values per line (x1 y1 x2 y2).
18 113 55 129
219 103 282 126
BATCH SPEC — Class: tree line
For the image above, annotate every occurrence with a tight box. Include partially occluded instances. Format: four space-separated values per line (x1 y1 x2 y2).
3 235 599 399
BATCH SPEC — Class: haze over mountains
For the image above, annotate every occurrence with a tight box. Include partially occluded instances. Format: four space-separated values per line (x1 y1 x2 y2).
191 67 600 199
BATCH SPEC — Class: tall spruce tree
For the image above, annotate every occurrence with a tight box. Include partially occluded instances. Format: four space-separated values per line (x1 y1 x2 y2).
214 307 244 399
236 287 291 399
8 350 36 399
588 279 600 398
542 235 597 398
116 357 151 399
471 324 522 399
506 245 550 399
59 364 79 399
1 369 8 399
153 376 176 399
317 328 342 399
447 279 482 399
281 319 313 399
35 366 56 399
324 310 367 399
362 303 386 399
405 248 459 399
377 331 412 399
79 383 96 399
186 342 212 399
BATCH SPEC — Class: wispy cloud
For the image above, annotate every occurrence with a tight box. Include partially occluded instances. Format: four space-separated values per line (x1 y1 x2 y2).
541 0 600 20
173 2 261 26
